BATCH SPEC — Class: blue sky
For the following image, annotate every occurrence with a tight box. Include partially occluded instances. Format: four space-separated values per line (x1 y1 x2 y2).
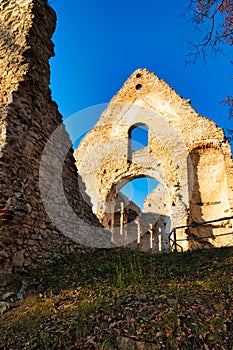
120 178 159 210
49 0 232 209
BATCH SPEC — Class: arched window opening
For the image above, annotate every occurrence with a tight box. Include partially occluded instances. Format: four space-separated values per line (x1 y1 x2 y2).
128 124 149 162
129 125 148 152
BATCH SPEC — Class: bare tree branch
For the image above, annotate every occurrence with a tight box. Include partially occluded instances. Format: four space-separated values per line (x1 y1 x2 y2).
184 0 233 118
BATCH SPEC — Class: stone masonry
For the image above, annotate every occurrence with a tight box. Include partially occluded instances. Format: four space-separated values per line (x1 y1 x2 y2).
1 0 233 279
74 69 233 251
0 0 112 276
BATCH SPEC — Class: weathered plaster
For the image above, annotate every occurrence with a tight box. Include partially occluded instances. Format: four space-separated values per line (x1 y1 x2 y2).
74 68 233 251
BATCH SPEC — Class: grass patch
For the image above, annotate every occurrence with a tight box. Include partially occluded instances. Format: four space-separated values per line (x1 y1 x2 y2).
0 246 232 349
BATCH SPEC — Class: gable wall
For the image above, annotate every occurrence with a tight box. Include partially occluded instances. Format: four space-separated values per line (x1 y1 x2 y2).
74 68 233 250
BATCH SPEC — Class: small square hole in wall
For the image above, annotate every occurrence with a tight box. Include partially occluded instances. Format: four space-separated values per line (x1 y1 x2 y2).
136 84 142 90
136 73 141 78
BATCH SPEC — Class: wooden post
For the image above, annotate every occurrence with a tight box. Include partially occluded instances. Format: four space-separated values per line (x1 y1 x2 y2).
111 228 114 242
120 202 124 237
158 233 162 252
148 223 153 254
173 229 177 252
123 226 127 247
109 203 115 243
135 219 141 250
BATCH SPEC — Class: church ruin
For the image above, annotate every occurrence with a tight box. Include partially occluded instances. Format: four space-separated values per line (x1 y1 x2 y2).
0 0 233 278
74 68 233 252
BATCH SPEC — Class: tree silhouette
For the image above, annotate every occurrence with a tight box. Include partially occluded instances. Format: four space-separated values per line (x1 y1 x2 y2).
185 0 233 119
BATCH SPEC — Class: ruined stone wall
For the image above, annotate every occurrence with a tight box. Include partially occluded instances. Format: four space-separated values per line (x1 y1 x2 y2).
74 68 233 251
1 0 232 272
0 0 104 274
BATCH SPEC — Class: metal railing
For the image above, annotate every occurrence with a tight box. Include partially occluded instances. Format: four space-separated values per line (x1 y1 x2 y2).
169 216 233 252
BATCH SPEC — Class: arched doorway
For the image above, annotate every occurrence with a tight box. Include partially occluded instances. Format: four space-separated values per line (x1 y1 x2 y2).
101 174 170 252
